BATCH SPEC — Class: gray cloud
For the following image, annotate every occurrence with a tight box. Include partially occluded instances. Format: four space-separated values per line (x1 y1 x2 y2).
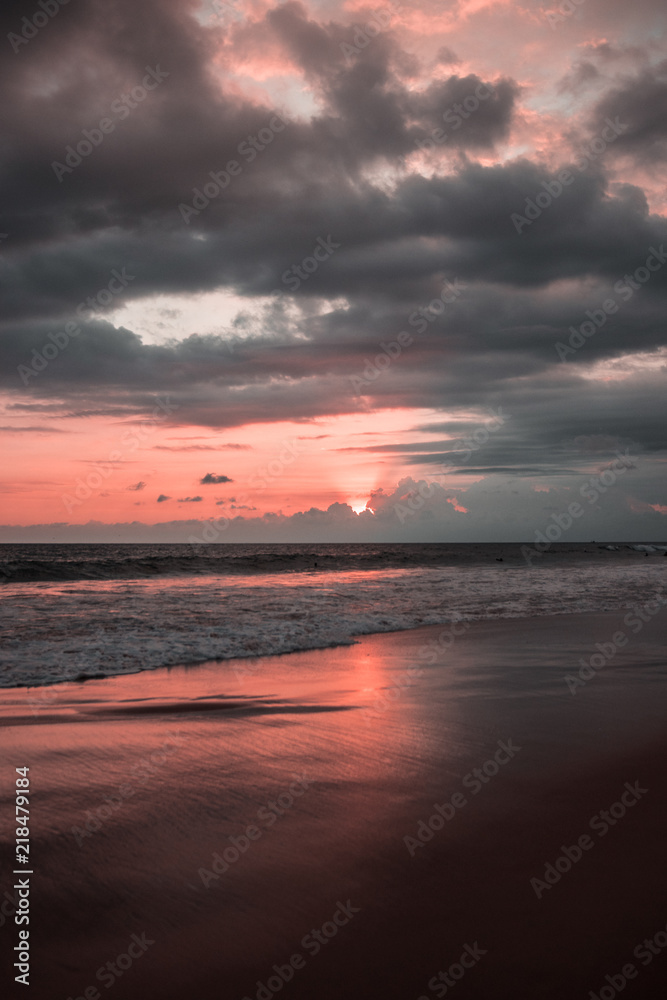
0 0 665 538
0 424 67 433
592 59 667 163
200 473 234 483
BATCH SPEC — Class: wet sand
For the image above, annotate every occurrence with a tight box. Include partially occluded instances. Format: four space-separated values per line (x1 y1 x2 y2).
0 610 666 999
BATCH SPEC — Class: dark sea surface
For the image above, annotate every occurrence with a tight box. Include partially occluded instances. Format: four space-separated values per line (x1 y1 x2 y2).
1 540 665 583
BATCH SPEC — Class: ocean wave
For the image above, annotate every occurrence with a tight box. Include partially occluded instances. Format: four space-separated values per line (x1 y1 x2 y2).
2 562 665 689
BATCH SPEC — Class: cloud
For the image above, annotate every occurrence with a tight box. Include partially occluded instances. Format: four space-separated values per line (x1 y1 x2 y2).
0 0 665 541
127 481 146 491
156 443 251 451
200 473 234 483
177 496 203 502
3 464 666 542
591 59 667 164
0 425 68 433
157 494 171 502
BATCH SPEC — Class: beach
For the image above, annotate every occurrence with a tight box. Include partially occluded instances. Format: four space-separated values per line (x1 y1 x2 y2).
3 0 667 992
1 608 666 999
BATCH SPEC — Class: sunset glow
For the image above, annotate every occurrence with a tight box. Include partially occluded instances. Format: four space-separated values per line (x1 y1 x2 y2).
1 0 665 542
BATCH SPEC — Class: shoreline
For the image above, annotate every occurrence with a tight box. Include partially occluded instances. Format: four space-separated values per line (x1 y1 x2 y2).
5 596 667 693
0 610 665 998
4 549 665 690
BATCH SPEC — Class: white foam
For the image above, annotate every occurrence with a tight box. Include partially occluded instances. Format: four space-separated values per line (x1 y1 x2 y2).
1 564 665 688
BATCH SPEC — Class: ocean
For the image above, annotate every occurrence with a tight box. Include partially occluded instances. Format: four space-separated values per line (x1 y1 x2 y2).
1 542 666 688
2 543 667 1000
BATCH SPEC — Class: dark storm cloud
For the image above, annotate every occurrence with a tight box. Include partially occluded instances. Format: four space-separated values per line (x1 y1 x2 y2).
2 157 666 341
266 3 517 151
0 0 518 324
0 0 665 518
591 59 667 162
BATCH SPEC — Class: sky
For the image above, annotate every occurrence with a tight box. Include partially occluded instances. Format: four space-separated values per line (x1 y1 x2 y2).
1 0 666 542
